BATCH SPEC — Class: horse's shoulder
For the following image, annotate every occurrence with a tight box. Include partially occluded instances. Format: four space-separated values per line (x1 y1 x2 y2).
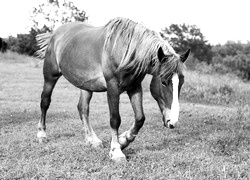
118 71 145 91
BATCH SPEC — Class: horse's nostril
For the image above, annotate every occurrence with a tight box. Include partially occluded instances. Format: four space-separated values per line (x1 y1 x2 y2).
169 124 174 129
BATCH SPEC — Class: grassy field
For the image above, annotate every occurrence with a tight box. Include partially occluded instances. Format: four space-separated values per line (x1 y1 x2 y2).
1 51 250 179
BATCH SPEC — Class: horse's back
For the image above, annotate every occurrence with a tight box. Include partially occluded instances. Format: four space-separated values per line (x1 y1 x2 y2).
51 22 107 92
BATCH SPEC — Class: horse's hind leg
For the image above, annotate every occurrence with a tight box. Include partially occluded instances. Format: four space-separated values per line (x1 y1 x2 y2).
37 54 61 142
77 90 103 148
37 76 60 142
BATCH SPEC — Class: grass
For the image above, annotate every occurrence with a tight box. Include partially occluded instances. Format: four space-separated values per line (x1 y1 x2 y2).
181 69 250 106
0 51 250 179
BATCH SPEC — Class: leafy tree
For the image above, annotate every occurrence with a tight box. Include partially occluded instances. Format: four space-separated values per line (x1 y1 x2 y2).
7 26 50 55
7 0 88 56
160 24 212 64
212 41 250 80
212 41 245 58
30 0 88 32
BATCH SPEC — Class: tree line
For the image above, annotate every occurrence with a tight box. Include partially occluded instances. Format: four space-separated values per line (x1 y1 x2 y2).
5 0 88 56
161 24 250 80
2 0 250 80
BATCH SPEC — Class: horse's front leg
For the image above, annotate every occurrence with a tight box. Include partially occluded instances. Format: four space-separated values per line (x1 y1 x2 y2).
106 80 126 162
119 85 145 149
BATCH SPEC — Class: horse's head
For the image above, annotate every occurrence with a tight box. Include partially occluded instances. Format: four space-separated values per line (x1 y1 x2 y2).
150 47 190 129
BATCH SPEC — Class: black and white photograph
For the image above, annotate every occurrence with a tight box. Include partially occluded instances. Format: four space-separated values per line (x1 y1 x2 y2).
0 0 249 179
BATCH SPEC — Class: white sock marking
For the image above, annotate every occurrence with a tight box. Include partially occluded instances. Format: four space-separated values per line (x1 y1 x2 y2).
169 73 179 125
37 131 47 138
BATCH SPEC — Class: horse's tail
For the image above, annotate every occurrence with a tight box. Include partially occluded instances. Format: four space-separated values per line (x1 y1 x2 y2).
35 32 52 60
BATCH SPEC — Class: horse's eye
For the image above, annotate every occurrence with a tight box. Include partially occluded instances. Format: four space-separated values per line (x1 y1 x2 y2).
161 81 167 87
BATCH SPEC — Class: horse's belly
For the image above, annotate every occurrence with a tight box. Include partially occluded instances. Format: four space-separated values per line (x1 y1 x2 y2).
60 61 107 92
64 72 107 92
77 76 107 92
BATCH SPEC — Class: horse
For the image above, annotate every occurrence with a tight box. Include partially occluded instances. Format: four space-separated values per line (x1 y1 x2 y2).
36 17 190 162
0 37 7 53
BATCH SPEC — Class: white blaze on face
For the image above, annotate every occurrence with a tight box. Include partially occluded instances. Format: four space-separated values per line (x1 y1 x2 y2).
169 73 179 125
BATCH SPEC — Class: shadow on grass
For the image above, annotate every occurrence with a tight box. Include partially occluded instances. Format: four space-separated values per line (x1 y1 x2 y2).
123 148 138 160
52 132 76 140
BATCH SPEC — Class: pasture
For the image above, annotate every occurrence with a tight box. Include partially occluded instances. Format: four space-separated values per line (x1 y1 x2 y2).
1 51 250 179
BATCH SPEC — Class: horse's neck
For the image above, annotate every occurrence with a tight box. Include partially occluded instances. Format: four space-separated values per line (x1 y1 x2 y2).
147 64 159 77
118 71 145 92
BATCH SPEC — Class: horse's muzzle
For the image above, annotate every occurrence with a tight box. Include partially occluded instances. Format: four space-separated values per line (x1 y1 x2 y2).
164 119 175 129
162 109 177 129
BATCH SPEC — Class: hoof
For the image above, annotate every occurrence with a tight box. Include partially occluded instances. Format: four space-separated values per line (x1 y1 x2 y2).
37 131 47 143
93 141 104 148
85 138 103 149
119 131 129 149
109 148 127 163
119 131 135 150
119 134 127 145
111 156 127 163
38 137 48 143
86 141 103 149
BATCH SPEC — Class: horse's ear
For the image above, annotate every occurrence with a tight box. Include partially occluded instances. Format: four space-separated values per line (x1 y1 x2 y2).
157 47 166 62
180 48 190 63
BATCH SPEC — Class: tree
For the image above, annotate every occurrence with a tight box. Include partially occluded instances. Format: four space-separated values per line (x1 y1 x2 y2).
160 24 212 64
6 0 88 56
7 26 49 55
30 0 88 32
212 41 250 80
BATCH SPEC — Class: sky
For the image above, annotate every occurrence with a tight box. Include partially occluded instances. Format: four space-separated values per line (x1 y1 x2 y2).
0 0 249 45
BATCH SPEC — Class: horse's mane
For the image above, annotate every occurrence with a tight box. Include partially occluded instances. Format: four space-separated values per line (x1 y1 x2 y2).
104 17 182 79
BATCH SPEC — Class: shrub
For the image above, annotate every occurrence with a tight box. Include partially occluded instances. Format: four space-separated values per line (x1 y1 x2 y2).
212 42 250 80
6 26 50 56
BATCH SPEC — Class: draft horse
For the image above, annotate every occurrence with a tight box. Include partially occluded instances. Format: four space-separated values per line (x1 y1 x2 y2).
36 17 190 162
0 37 7 53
